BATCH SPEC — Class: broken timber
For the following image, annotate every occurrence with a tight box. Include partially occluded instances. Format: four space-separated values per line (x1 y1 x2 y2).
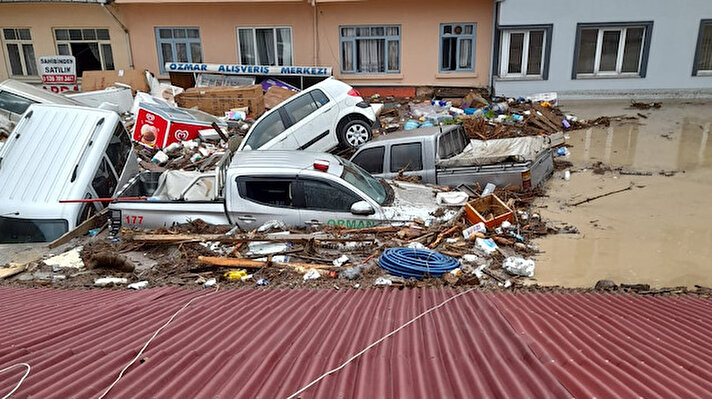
198 256 335 270
128 233 376 244
568 185 637 206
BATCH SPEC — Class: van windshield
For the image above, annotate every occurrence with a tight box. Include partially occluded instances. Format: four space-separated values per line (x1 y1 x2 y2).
0 216 68 243
340 158 388 205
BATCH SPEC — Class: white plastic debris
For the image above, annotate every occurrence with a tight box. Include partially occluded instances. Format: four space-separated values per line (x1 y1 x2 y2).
501 220 512 229
151 150 169 165
257 220 287 232
94 277 128 287
436 191 469 206
303 269 321 280
462 223 486 240
475 238 498 254
564 170 571 181
374 277 392 286
502 256 536 277
183 140 199 151
44 247 84 269
199 241 222 253
164 142 182 155
248 241 288 255
407 241 427 249
128 281 149 290
240 274 253 282
473 265 486 279
333 255 349 267
204 278 217 287
446 238 458 244
481 183 496 196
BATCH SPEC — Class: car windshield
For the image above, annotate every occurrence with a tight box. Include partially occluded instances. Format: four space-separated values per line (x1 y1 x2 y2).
0 216 68 243
243 110 286 150
340 158 388 205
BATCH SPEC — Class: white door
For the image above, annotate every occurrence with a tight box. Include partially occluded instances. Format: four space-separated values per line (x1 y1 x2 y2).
283 89 338 151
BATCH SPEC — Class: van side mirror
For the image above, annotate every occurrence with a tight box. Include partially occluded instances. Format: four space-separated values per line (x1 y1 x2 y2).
350 200 375 215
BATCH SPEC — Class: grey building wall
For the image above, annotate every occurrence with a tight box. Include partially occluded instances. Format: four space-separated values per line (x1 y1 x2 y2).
493 0 712 99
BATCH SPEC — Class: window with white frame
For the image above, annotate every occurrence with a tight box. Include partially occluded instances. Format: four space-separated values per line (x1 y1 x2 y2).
499 29 547 78
2 28 37 76
440 23 475 72
237 27 293 66
155 27 202 74
574 23 651 78
693 20 712 76
340 25 400 74
54 28 113 76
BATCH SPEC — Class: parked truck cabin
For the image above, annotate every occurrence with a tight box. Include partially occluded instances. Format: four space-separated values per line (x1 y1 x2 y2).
0 104 137 243
350 125 554 189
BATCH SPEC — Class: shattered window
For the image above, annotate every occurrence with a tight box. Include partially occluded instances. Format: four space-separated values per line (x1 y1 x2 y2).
237 27 293 66
154 27 202 74
390 143 423 173
302 180 361 212
440 23 475 72
695 20 712 74
91 157 118 200
53 27 113 76
499 28 546 78
574 24 649 77
340 25 400 74
2 28 37 76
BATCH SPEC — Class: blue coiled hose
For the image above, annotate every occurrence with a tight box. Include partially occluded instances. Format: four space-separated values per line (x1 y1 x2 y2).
378 247 460 279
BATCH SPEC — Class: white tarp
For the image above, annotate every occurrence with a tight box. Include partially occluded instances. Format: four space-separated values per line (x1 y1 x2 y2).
436 132 564 167
153 170 215 201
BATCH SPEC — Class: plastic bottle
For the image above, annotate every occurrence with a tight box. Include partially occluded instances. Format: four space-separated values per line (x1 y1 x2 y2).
488 102 509 114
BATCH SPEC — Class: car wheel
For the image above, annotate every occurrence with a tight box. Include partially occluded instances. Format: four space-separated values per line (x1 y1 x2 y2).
340 119 372 149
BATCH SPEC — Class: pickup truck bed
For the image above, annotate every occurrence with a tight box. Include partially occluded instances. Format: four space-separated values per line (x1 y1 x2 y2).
110 171 229 231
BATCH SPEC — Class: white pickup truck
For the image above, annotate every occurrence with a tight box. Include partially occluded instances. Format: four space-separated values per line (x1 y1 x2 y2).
108 151 452 233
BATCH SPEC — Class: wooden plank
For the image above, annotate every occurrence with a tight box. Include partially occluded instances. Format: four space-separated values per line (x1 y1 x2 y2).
197 256 335 270
533 104 564 128
49 208 109 249
128 233 375 244
0 264 26 279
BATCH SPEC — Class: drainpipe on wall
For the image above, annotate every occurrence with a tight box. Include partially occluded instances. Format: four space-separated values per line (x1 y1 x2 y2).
489 0 505 96
99 0 134 68
311 0 319 66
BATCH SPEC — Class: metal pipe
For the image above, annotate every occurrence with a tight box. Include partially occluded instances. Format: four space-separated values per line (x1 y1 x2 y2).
311 0 318 66
100 2 134 68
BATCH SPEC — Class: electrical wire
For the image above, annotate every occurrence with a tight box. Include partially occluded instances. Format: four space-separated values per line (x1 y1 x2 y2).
378 247 459 279
97 286 219 399
0 362 30 399
286 288 476 399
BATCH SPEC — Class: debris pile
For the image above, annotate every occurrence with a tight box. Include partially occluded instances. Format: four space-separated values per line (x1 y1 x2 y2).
369 91 612 140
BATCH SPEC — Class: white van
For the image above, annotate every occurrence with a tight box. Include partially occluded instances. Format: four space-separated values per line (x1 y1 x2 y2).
0 79 79 123
0 104 138 243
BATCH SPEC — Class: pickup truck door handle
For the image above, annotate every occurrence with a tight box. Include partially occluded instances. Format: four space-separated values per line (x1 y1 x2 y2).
305 219 321 225
237 215 256 222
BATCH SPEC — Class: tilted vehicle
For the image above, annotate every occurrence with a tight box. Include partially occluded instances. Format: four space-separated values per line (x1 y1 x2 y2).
109 151 452 233
238 78 376 152
349 125 555 190
0 104 138 243
0 79 80 136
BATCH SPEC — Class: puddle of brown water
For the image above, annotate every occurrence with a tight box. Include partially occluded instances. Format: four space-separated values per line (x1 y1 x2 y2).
532 101 712 289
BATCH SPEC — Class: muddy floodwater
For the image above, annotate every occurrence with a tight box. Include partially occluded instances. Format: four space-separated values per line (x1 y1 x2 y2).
533 100 712 289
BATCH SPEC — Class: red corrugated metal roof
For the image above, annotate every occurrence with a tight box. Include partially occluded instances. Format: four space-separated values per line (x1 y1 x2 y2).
0 287 710 398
